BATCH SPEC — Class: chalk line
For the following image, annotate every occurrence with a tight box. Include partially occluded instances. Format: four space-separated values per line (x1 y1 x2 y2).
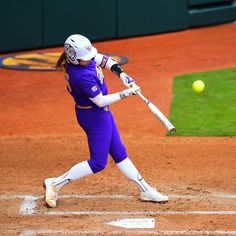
1 193 236 201
45 210 236 216
19 195 37 215
0 193 235 216
20 229 236 236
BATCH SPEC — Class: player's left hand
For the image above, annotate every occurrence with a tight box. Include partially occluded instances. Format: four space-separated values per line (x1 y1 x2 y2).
120 72 135 88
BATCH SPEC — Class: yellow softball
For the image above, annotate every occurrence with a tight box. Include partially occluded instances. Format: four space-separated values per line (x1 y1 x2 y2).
192 80 205 93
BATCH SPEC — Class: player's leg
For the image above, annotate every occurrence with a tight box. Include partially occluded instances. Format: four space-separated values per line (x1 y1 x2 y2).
44 109 112 207
43 161 93 208
116 158 168 202
108 113 168 202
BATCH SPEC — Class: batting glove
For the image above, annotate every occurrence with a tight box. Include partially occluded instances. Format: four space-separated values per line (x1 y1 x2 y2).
119 86 141 99
120 72 136 88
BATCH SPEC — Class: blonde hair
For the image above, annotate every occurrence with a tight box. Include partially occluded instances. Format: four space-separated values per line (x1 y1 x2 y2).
56 52 68 71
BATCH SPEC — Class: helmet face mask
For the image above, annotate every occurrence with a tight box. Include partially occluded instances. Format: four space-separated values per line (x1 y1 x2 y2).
64 34 97 65
64 43 78 63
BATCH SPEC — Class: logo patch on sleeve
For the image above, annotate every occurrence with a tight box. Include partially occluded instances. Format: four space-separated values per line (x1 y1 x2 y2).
91 86 98 92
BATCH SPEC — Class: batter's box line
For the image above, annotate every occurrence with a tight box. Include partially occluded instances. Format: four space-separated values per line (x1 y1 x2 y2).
0 194 235 215
20 229 236 236
19 195 236 216
19 194 133 215
1 192 235 202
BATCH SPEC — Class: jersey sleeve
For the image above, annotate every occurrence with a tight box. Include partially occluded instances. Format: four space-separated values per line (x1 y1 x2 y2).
74 74 101 98
94 53 117 70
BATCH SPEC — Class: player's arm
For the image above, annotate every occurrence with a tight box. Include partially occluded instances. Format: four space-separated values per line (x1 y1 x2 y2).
90 87 140 108
77 73 140 108
94 53 139 89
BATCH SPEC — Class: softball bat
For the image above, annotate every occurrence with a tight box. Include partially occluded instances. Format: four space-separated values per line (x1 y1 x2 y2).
137 92 176 134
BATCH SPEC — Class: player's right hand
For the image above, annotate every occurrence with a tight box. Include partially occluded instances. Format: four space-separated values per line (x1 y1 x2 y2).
119 86 141 99
130 83 140 91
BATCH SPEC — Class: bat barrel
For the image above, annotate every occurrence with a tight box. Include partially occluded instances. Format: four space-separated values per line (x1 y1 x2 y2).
137 92 176 135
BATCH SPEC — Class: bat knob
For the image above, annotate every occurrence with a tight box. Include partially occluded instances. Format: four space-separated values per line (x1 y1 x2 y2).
169 128 176 135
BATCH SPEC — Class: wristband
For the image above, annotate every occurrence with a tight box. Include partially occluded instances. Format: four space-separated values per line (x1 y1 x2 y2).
119 91 127 99
111 64 124 76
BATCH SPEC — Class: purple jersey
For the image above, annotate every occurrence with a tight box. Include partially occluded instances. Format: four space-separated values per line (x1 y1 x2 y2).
65 58 127 173
65 60 108 107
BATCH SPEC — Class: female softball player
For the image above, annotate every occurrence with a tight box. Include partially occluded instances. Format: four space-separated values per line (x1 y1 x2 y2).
44 34 168 208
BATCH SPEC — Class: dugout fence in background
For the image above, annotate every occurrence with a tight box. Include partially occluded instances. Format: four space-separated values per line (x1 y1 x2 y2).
188 0 236 26
1 0 236 53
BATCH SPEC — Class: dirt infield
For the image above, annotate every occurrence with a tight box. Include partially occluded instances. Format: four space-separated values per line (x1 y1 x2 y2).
0 23 236 235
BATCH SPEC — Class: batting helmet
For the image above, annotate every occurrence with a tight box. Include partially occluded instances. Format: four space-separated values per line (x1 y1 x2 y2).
64 34 97 65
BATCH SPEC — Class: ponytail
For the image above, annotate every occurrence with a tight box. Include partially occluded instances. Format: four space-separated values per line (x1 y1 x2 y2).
56 52 68 71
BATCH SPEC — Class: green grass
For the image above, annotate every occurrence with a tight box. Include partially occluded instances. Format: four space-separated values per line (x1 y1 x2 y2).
169 67 236 136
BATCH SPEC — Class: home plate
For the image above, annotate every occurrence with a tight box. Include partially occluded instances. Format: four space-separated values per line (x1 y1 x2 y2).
107 218 155 228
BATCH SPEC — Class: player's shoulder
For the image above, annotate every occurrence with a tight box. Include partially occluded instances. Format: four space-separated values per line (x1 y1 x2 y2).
67 63 91 75
67 64 96 84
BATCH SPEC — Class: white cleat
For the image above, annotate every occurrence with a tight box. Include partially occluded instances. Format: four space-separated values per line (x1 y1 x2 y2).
43 178 58 208
139 187 169 203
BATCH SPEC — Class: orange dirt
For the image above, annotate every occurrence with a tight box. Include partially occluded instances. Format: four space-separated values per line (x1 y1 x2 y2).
0 23 236 235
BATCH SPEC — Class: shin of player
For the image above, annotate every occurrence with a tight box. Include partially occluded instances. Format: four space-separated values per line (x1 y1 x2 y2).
44 157 168 208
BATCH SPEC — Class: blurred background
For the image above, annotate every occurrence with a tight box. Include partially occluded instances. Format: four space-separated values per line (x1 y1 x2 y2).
1 0 236 53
